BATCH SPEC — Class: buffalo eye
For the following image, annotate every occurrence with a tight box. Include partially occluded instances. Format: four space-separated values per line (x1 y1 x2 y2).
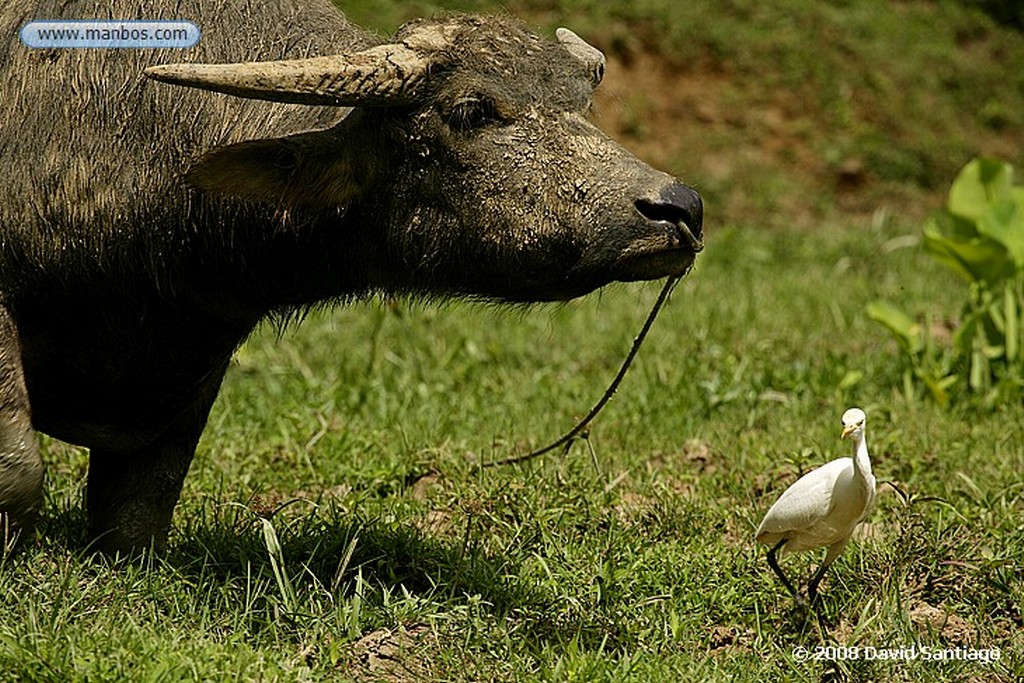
444 95 504 131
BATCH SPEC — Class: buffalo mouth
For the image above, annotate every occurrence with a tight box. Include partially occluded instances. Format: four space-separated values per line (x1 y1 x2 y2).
611 227 704 281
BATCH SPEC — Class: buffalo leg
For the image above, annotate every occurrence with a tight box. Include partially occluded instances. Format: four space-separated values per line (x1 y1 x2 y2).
0 307 43 545
85 363 228 556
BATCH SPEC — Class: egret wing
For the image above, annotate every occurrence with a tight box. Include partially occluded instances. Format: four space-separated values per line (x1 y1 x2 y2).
756 459 849 538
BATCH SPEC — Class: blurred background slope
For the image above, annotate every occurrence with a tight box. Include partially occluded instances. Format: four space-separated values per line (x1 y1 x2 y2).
338 0 1024 229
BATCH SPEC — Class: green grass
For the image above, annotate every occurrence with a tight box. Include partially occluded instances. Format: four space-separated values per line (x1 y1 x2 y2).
2 216 1021 681
3 0 1024 680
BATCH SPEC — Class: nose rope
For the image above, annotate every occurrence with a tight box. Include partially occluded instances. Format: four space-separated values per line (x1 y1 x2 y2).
480 273 682 470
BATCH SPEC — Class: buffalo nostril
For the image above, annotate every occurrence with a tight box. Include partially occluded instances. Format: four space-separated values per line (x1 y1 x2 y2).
635 183 703 246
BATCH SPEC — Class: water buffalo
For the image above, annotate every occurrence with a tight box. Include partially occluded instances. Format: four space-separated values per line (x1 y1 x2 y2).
0 0 703 554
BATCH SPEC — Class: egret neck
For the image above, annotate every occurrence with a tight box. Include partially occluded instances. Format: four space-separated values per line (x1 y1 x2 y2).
849 425 875 505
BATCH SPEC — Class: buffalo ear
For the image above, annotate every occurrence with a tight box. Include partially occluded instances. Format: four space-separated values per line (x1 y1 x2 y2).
187 131 375 208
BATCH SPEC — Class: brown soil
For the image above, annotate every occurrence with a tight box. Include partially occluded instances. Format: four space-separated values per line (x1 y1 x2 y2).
592 50 1019 231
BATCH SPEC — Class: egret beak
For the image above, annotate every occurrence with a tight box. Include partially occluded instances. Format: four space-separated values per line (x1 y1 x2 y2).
841 424 856 440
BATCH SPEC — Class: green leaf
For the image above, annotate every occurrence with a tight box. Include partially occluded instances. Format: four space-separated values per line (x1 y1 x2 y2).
924 217 1014 283
931 207 981 241
866 300 923 355
1014 186 1024 208
953 311 980 357
970 346 989 392
940 157 1024 273
975 199 1024 268
1010 282 1022 363
985 292 1005 336
948 157 1015 221
260 517 297 614
917 369 953 408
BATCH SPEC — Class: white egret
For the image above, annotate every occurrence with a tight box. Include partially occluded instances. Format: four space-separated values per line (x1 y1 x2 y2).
755 407 876 603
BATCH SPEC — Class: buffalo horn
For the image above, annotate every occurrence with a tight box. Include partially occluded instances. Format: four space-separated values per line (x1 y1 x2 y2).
144 42 430 106
555 28 606 86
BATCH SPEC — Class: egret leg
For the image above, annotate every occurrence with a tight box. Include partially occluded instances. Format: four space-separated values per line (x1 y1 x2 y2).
807 542 847 603
767 538 800 600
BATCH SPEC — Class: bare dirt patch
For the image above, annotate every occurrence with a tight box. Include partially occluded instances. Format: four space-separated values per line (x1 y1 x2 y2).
908 599 979 645
342 622 435 682
708 624 756 655
593 51 841 228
